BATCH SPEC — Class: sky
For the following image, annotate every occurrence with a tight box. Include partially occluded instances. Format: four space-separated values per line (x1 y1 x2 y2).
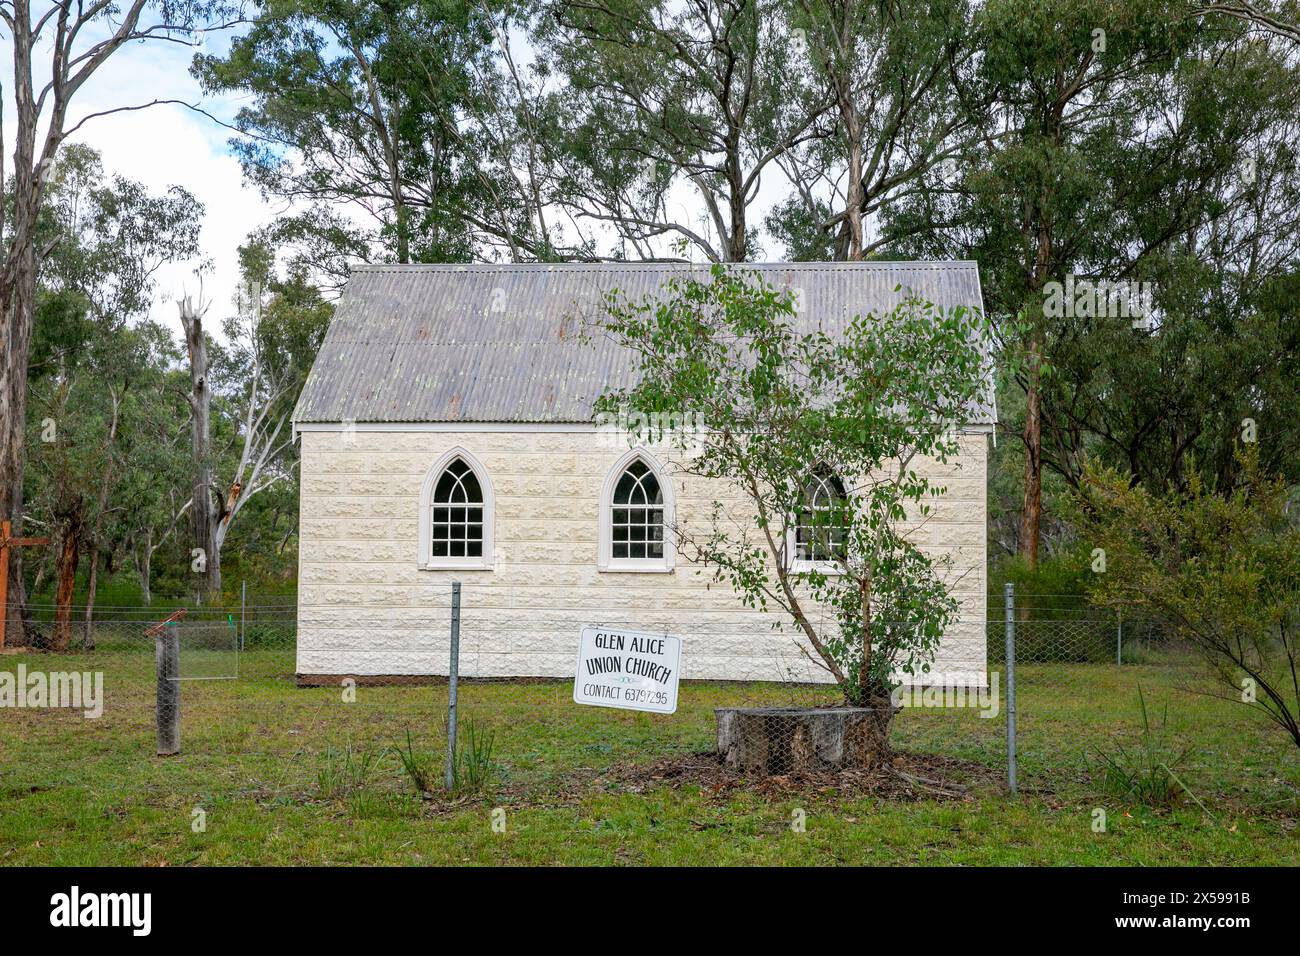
1 18 274 332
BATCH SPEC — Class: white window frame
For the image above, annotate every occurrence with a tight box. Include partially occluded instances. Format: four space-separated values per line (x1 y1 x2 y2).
418 447 495 571
598 447 675 573
784 470 850 576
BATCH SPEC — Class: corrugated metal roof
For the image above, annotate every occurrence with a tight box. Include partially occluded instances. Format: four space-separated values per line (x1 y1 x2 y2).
292 261 994 424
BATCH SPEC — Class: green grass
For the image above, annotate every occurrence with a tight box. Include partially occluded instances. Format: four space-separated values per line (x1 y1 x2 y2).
1 648 1297 865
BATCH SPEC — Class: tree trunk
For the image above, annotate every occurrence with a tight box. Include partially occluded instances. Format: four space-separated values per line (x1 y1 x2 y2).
180 299 221 598
1019 331 1044 569
138 531 153 605
1 0 47 648
716 707 890 774
51 504 82 652
836 35 865 262
81 390 121 650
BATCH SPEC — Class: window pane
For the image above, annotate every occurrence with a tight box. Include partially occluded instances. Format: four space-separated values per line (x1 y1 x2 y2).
431 456 487 562
608 459 667 563
434 469 459 502
641 471 662 505
434 458 484 505
614 471 638 504
460 470 483 503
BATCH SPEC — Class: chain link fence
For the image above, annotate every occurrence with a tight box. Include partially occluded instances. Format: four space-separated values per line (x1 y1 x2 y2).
992 586 1211 798
0 585 1262 816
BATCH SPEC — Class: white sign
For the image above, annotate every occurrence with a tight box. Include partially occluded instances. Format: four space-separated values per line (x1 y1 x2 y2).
573 626 681 714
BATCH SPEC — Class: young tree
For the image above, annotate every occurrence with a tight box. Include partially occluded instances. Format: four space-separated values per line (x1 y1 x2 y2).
1075 448 1300 751
596 265 989 751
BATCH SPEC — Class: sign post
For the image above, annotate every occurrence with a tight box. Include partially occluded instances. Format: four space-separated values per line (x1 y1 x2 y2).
573 626 681 714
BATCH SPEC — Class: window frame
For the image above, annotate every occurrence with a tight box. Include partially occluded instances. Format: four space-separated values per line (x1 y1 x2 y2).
418 447 495 571
598 448 675 573
785 469 850 576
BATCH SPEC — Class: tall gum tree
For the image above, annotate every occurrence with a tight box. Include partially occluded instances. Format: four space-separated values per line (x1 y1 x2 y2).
0 0 235 641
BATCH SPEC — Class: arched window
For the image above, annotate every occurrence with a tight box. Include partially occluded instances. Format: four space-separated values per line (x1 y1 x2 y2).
790 470 848 568
418 449 494 569
599 449 674 572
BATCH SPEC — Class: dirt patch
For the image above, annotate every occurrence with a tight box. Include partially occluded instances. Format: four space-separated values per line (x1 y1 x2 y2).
377 751 1002 816
597 749 1001 802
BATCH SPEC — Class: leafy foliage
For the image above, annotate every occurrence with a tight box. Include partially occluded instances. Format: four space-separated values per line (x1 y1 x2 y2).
1074 447 1300 750
597 265 990 707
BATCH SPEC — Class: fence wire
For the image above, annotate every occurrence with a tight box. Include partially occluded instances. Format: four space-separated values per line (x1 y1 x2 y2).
0 589 1256 811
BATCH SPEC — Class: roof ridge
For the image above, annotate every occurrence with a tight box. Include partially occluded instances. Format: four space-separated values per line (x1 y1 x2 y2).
347 260 979 272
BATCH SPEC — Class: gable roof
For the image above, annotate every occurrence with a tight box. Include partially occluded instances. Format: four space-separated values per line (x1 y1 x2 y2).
292 261 994 426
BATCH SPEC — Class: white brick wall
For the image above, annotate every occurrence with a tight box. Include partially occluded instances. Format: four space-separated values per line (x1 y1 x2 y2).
296 429 989 684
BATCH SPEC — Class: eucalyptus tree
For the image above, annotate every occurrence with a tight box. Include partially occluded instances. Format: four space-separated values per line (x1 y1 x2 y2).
0 0 235 640
882 0 1291 565
22 146 202 646
196 0 577 273
180 242 330 598
536 0 831 261
768 0 978 260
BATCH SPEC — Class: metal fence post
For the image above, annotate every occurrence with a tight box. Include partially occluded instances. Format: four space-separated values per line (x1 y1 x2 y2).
156 621 181 756
1116 609 1122 665
240 580 247 652
1004 582 1017 794
445 581 462 790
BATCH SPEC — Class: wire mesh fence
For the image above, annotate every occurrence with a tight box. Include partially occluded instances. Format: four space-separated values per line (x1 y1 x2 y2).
0 585 1257 812
990 588 1209 796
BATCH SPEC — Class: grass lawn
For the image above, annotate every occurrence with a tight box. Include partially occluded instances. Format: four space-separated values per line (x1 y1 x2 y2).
1 648 1297 865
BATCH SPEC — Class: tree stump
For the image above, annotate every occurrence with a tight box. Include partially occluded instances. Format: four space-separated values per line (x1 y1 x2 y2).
715 707 886 774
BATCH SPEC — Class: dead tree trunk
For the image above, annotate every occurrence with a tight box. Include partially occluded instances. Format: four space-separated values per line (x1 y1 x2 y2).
180 297 221 598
